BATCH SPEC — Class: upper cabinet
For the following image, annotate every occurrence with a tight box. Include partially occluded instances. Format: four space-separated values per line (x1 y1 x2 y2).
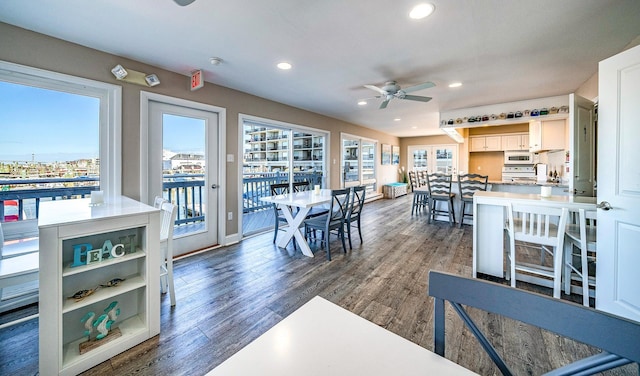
470 135 502 152
529 119 566 152
502 133 529 151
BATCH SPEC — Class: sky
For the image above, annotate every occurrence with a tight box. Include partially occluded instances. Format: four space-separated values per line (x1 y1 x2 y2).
0 81 204 163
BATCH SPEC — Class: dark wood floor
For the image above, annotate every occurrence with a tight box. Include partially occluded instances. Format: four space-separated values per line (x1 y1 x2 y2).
0 194 637 375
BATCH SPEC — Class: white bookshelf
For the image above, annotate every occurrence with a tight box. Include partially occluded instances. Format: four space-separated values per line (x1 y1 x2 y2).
38 196 160 376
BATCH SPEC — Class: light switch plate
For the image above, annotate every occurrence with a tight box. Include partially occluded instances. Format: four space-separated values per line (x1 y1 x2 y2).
227 154 234 162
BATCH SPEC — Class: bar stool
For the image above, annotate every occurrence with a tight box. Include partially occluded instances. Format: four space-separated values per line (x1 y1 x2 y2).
426 173 455 226
408 171 429 215
563 209 597 306
505 203 568 299
457 173 488 228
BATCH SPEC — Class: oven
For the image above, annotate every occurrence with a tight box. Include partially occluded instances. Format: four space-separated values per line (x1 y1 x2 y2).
502 166 536 183
504 151 534 165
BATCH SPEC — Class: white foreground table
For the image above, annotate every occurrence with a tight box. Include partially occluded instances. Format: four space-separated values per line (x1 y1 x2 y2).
260 190 332 257
206 296 477 376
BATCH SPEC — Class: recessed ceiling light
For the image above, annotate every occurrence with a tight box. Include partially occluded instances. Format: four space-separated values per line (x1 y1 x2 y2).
449 82 462 88
394 118 401 122
411 126 418 129
409 3 435 19
277 62 292 70
358 100 367 106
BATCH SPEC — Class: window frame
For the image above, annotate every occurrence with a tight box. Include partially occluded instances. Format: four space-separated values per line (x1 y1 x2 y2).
340 133 378 191
0 60 122 197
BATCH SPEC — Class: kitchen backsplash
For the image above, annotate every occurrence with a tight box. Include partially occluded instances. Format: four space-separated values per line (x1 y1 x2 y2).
536 149 567 180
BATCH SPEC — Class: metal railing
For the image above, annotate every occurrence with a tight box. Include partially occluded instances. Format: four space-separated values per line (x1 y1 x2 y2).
1 172 324 223
0 177 99 221
162 174 205 225
242 172 323 213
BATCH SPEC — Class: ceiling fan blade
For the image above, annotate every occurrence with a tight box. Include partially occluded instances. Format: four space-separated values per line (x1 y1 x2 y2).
402 81 435 93
379 99 390 109
402 95 432 102
174 0 196 6
364 84 387 95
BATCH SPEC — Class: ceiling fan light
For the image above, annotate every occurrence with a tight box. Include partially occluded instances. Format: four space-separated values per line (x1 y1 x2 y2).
409 3 435 20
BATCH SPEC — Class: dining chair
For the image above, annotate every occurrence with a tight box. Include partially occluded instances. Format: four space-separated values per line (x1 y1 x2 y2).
153 195 167 209
457 173 488 228
563 209 597 306
345 185 366 249
293 181 329 218
304 188 351 261
505 203 568 299
426 173 456 225
409 171 429 216
159 201 177 306
270 183 291 245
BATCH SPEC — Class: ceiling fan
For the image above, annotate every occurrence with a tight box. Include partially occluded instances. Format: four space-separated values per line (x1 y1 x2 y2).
363 80 435 109
174 0 196 6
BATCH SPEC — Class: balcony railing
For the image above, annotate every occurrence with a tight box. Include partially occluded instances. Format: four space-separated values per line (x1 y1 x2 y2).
0 177 99 221
242 172 323 213
162 174 205 225
0 172 324 224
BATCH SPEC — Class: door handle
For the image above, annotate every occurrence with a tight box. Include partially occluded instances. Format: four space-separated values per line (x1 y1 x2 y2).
597 201 612 211
211 184 218 189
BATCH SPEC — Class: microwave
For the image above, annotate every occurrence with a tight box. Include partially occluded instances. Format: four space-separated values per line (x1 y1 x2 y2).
504 151 534 165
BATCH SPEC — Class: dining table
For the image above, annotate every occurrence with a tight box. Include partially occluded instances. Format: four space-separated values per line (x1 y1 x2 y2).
260 189 332 257
205 296 478 375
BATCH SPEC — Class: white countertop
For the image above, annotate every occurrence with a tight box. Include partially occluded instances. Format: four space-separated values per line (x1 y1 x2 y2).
207 296 477 376
489 180 569 188
38 196 158 228
474 191 596 210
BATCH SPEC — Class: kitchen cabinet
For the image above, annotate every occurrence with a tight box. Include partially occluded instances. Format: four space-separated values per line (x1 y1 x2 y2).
470 135 502 152
38 196 159 376
502 133 529 151
529 119 566 152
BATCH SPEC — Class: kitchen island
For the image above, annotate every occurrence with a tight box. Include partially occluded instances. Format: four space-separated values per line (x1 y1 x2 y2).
472 191 596 279
423 180 569 225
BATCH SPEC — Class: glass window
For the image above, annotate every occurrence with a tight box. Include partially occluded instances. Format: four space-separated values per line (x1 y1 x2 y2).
341 134 378 194
0 63 120 224
241 117 327 236
408 145 458 176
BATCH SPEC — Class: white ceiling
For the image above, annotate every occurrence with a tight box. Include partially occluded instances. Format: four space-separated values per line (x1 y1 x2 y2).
2 0 640 137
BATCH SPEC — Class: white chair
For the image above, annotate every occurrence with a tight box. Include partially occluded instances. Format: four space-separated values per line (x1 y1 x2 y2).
0 221 39 326
153 195 167 209
564 209 597 306
505 203 568 299
159 202 177 306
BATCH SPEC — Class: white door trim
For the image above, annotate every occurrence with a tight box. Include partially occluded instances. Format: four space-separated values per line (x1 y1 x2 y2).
140 92 229 246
